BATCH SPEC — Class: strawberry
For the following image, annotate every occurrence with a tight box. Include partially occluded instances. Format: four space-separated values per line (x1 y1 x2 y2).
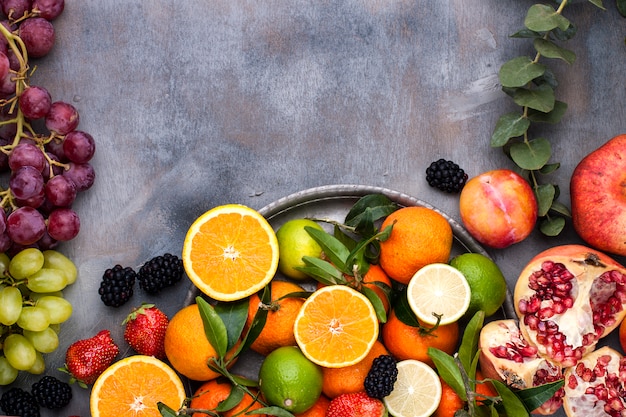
326 392 388 417
61 329 119 387
122 303 169 359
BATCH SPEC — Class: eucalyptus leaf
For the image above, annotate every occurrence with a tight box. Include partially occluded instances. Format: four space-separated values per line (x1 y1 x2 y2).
535 183 556 217
534 38 576 64
515 380 564 412
499 56 546 88
513 84 555 113
534 67 558 90
214 299 249 351
539 162 560 174
510 28 541 38
588 0 606 10
491 113 530 147
305 226 350 271
361 285 387 323
251 406 296 416
458 310 485 374
197 296 228 358
428 348 466 401
551 22 578 41
491 379 531 417
525 4 571 32
549 200 571 217
527 101 567 124
509 137 552 170
540 216 566 236
157 402 179 417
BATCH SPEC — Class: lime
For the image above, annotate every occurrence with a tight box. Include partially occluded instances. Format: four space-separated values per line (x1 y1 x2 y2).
383 359 442 417
275 218 324 280
449 252 508 318
258 346 323 414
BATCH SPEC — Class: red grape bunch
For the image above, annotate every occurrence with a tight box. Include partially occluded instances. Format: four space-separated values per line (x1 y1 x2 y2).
0 0 96 254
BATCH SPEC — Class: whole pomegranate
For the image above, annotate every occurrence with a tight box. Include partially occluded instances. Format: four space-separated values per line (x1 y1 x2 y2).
563 346 626 417
514 245 626 368
478 319 565 414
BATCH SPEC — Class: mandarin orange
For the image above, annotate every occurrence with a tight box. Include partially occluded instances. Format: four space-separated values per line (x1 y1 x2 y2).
294 394 331 417
223 389 267 417
189 378 232 417
379 206 453 284
381 308 459 367
433 377 464 417
245 280 306 356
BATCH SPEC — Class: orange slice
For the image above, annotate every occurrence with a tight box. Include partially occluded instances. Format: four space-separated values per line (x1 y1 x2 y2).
293 285 379 368
90 355 186 417
182 204 279 301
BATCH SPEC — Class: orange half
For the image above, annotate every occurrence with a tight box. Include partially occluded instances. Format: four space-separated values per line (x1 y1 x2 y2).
90 355 186 417
294 285 379 368
182 204 279 301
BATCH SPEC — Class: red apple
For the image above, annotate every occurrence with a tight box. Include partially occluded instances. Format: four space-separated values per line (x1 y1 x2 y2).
570 134 626 256
459 169 537 249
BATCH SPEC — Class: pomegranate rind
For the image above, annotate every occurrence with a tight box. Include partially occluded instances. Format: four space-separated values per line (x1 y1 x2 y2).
562 346 626 417
514 245 626 368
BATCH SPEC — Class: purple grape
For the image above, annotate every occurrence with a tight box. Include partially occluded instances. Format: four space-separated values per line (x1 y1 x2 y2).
6 206 46 245
42 151 63 179
0 51 8 80
8 142 46 172
36 229 57 250
46 207 79 241
44 136 66 161
0 209 6 234
45 101 79 135
44 174 75 207
0 232 10 252
0 71 15 97
9 165 44 200
31 0 63 20
19 85 51 119
62 130 95 164
0 0 31 20
63 162 94 192
18 17 55 58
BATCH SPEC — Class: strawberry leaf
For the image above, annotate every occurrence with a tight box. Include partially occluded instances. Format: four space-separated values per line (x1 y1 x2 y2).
197 296 228 359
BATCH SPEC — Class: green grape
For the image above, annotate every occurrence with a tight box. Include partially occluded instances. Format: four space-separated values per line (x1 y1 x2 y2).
43 250 78 285
0 253 10 278
26 268 68 293
16 306 50 331
3 333 36 371
0 356 18 385
9 248 44 279
28 290 64 301
27 351 45 375
35 295 73 324
0 286 23 325
23 328 59 353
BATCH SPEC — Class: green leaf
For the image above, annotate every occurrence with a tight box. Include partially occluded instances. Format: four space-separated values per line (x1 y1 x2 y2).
216 385 246 412
534 38 576 64
588 0 606 10
491 113 530 147
540 216 566 236
552 22 578 41
239 286 270 354
214 299 249 351
197 296 228 358
510 28 541 38
394 290 421 327
345 194 398 228
157 402 180 417
458 310 485 374
525 4 571 32
513 84 555 113
296 256 345 285
499 56 546 88
528 101 567 124
491 379 531 417
361 285 387 323
618 0 626 17
305 226 350 271
549 200 571 217
509 137 552 170
535 184 556 217
252 406 297 416
428 348 466 401
539 162 560 174
515 380 564 413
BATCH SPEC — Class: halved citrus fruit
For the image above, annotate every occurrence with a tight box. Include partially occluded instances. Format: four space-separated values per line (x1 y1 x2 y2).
90 355 186 417
182 204 279 301
293 285 379 368
383 359 442 417
406 263 471 325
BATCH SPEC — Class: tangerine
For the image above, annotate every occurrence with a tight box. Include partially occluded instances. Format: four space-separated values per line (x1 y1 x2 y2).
164 304 238 381
223 389 267 417
379 206 453 285
294 394 331 417
189 378 232 417
475 370 498 404
381 308 459 367
245 280 306 356
433 377 464 417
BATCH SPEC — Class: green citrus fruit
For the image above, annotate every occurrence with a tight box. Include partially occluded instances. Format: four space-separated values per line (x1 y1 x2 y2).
258 346 323 414
449 253 508 318
275 219 324 280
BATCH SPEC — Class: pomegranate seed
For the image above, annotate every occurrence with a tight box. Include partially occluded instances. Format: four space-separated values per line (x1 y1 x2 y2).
568 374 579 389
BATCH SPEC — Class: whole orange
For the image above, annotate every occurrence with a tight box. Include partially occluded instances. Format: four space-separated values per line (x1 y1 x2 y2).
294 394 331 416
189 379 232 417
321 340 389 398
245 280 306 356
475 370 497 404
379 206 453 284
164 303 238 381
433 377 464 417
381 308 459 367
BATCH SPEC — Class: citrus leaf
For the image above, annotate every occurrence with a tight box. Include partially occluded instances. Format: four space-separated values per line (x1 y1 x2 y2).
230 373 259 387
428 348 466 401
513 84 555 112
491 113 530 147
533 38 576 64
540 216 566 236
214 299 248 351
458 310 485 374
305 226 350 271
157 402 179 417
345 194 397 227
333 225 359 252
525 4 571 32
395 289 420 327
535 183 556 217
499 56 546 88
239 285 270 354
215 385 245 412
361 285 387 323
251 406 296 416
528 101 567 123
490 379 530 417
296 256 345 284
509 137 552 170
515 380 564 413
197 296 228 359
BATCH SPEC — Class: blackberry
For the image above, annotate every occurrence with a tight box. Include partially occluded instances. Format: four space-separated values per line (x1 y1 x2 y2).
32 375 73 409
98 264 136 307
0 387 40 417
364 354 398 399
137 253 184 294
426 158 468 193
